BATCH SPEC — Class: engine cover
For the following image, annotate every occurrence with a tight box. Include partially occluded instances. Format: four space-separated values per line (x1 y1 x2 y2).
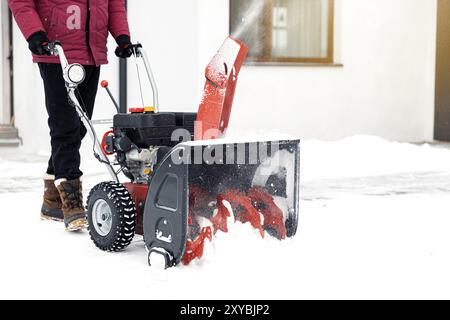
113 112 197 148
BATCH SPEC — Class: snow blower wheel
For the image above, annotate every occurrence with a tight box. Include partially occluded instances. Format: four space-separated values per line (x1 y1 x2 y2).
87 182 136 252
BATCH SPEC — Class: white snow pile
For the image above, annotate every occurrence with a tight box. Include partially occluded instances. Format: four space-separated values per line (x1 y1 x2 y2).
302 135 450 181
2 135 450 299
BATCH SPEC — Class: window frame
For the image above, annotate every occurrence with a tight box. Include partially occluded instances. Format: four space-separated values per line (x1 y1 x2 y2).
229 0 335 65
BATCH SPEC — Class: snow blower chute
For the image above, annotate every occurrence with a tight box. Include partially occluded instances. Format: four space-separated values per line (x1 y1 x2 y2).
48 37 300 269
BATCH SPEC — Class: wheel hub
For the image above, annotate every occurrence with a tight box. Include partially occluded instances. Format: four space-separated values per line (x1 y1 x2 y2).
92 199 113 236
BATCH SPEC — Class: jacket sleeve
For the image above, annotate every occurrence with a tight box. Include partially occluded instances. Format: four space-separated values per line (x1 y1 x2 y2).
109 0 130 39
8 0 45 40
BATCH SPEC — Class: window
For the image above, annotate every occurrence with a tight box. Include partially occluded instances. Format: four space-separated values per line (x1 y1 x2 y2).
230 0 334 64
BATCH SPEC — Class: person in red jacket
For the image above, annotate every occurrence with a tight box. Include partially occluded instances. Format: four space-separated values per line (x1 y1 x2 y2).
8 0 133 231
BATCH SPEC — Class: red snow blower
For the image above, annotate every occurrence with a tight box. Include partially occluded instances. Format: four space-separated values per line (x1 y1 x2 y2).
48 37 300 269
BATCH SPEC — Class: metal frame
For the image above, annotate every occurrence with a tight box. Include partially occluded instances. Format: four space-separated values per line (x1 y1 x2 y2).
134 46 159 111
119 44 160 113
119 0 128 114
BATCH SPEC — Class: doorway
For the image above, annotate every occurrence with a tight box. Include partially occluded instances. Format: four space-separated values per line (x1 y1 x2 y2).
435 0 450 141
1 1 13 126
0 3 18 146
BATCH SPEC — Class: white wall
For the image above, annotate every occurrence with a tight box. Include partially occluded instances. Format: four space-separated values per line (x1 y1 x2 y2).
127 0 201 112
12 33 48 152
197 0 438 142
11 0 438 156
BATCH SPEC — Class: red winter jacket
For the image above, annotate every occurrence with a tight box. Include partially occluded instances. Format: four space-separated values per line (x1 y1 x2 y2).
8 0 130 66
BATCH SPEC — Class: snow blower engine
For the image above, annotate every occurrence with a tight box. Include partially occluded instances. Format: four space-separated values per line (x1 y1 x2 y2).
48 37 300 269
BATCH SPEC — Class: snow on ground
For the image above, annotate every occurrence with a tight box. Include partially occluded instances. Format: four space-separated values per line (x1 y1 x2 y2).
2 135 450 299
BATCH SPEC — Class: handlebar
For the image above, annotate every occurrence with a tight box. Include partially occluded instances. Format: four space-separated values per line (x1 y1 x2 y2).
45 41 159 111
44 41 70 73
45 41 61 54
45 41 143 60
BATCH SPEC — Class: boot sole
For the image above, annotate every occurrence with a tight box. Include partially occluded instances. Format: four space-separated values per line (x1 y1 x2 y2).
40 213 64 223
65 219 88 232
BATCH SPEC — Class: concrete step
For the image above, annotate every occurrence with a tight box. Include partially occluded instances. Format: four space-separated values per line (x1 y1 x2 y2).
0 138 21 148
0 126 19 139
0 126 21 147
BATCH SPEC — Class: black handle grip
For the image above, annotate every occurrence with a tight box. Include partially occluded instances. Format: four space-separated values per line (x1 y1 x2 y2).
44 41 62 55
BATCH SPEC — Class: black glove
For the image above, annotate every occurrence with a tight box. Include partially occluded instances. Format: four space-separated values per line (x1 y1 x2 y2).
115 35 133 58
27 31 51 56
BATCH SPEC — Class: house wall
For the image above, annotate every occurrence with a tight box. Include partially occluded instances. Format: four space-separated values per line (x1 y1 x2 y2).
126 0 200 113
196 0 438 141
10 0 438 155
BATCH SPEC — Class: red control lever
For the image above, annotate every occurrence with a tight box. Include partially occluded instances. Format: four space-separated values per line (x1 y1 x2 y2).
101 80 120 113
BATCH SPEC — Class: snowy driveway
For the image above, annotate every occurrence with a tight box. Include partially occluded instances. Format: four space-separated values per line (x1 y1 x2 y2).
1 136 450 299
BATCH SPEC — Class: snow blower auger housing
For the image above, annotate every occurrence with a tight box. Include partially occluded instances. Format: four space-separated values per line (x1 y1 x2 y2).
49 37 300 269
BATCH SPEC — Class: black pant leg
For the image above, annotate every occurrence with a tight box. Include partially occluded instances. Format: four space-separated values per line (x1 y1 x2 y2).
39 63 101 180
39 63 83 180
77 66 101 140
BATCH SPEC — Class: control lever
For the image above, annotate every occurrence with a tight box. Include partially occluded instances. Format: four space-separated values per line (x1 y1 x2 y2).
101 80 120 114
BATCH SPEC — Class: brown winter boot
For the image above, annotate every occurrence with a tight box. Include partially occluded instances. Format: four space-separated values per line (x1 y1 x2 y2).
41 174 64 222
56 178 87 232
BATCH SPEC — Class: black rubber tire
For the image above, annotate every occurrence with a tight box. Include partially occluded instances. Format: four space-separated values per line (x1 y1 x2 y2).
87 182 136 252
